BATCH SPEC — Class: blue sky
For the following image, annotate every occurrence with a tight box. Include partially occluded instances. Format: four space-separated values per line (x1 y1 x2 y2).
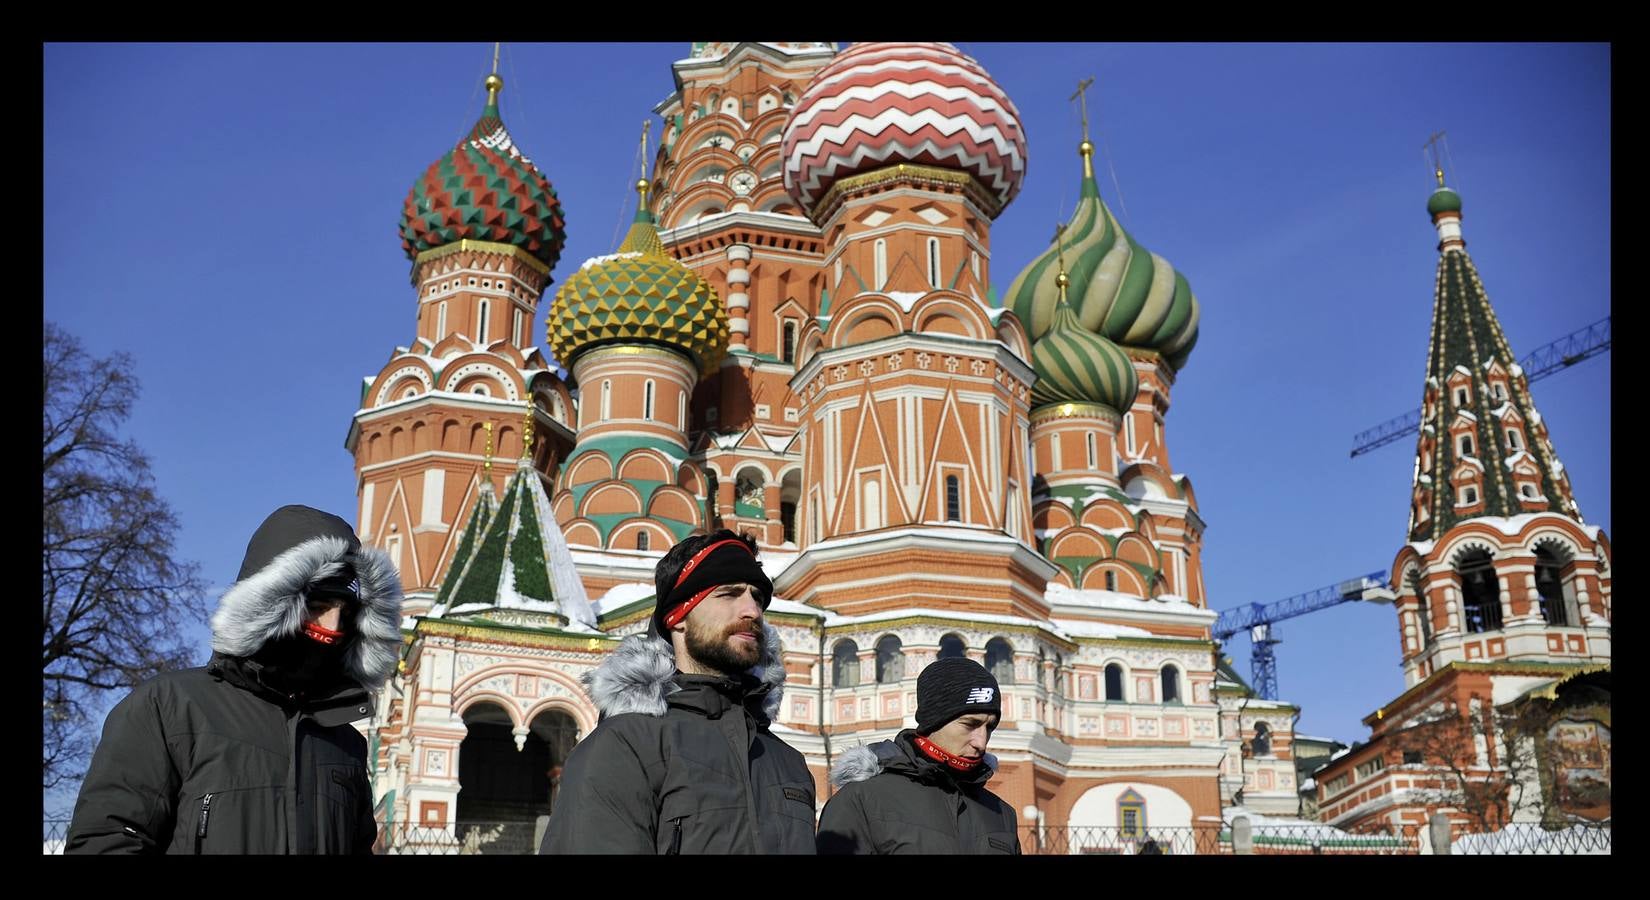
44 42 1608 783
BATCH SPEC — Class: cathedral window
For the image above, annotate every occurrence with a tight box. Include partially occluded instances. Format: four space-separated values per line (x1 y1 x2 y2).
1494 383 1508 402
874 239 888 290
1104 664 1125 701
636 531 649 552
1506 429 1521 450
1457 550 1502 633
1459 435 1474 456
832 640 861 688
1160 665 1181 704
938 633 966 660
927 237 941 287
1105 570 1117 592
985 638 1016 685
437 301 448 336
875 635 904 684
782 320 797 364
945 475 961 522
476 299 490 341
1117 790 1147 839
601 380 612 419
644 380 655 421
1086 433 1097 469
1455 387 1469 406
1462 486 1477 505
1253 722 1272 756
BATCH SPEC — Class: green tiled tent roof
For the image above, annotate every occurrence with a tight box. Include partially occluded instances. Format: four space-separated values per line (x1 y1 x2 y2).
400 92 567 270
1005 147 1200 371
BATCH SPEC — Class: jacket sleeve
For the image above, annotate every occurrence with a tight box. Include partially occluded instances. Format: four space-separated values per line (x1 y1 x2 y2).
64 684 180 854
539 724 658 854
815 786 875 855
356 774 379 855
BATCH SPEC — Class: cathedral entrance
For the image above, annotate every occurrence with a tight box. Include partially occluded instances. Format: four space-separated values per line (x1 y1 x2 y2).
455 703 580 854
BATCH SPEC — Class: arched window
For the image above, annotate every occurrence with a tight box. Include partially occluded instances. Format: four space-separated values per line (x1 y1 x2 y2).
1086 432 1097 469
1462 486 1478 505
644 380 655 421
945 475 961 522
512 309 524 346
1409 570 1433 646
875 635 904 684
601 380 612 419
1054 653 1066 694
832 640 861 688
1253 722 1272 756
873 239 888 289
1460 435 1474 456
984 638 1015 685
1457 549 1502 633
476 299 490 341
1535 547 1569 626
1455 387 1469 406
782 320 797 364
636 531 650 552
1160 665 1181 704
1105 570 1117 592
861 477 882 530
436 301 448 336
927 237 941 287
937 634 966 660
1104 663 1125 701
1036 647 1047 688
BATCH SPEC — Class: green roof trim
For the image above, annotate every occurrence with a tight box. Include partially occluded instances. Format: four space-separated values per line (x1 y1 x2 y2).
433 492 494 608
510 482 552 603
451 484 517 606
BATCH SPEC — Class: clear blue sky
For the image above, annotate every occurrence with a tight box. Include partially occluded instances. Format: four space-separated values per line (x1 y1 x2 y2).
44 42 1609 785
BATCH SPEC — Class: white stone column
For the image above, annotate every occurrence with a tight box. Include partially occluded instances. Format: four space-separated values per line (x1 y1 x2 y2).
727 244 752 352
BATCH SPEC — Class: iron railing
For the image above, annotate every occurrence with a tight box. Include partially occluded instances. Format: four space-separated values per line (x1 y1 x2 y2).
1020 823 1424 855
1452 822 1611 855
378 820 541 855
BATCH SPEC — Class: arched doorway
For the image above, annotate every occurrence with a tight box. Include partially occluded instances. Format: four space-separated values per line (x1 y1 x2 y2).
456 703 580 854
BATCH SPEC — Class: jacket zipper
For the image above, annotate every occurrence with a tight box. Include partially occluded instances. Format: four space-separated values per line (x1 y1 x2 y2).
195 793 215 854
667 817 685 855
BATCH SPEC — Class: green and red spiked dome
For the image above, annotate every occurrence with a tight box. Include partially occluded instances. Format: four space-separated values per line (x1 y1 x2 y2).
400 74 567 270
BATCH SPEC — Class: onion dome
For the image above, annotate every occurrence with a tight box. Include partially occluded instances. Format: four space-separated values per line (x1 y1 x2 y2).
1005 142 1199 371
400 74 567 271
1427 185 1463 216
1031 271 1139 412
781 42 1027 220
546 183 729 379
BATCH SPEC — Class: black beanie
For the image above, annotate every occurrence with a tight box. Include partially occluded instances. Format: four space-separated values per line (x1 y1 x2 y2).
237 505 360 582
915 657 1002 734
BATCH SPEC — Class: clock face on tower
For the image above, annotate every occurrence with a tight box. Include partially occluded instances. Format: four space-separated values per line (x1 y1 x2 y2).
730 171 757 196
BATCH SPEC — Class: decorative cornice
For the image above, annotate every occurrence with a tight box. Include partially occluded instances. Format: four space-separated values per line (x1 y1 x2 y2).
413 238 552 279
415 617 617 652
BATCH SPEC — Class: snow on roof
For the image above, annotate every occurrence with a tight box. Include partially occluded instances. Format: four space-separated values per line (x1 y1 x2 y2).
805 525 1025 554
1045 583 1216 622
1049 618 1155 639
1294 734 1343 744
1328 747 1352 761
761 431 794 453
579 251 644 271
884 290 926 312
592 581 655 616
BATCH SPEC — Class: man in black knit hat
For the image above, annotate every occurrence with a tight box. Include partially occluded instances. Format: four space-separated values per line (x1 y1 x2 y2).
541 529 816 854
817 656 1021 854
66 505 404 853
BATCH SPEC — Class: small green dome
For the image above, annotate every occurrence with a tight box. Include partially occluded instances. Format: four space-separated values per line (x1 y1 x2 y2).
1427 186 1463 216
1030 299 1139 412
1005 148 1200 371
546 206 729 379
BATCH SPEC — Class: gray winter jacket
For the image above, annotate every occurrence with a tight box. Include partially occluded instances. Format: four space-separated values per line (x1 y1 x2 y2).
65 521 403 854
539 626 817 854
816 730 1020 855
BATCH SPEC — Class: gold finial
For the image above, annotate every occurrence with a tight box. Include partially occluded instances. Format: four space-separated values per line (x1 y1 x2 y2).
1424 130 1448 186
1053 222 1070 301
1071 76 1096 179
482 421 495 476
520 399 535 462
484 42 505 107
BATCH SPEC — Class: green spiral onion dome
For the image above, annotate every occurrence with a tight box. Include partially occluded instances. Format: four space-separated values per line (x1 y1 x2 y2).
1005 145 1200 371
1031 292 1139 412
1427 185 1463 216
546 195 729 379
400 76 567 270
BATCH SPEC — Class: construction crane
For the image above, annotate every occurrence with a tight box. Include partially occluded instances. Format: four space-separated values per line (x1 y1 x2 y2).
1349 315 1611 458
1212 572 1396 700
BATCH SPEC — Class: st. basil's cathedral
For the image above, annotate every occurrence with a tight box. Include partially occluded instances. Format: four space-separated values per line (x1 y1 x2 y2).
346 42 1609 852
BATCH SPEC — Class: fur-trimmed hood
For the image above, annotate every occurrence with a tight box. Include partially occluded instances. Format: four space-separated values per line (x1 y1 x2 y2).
583 623 786 723
830 736 999 789
210 534 404 687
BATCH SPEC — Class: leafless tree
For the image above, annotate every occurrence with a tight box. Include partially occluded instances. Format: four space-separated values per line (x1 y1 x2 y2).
42 322 207 791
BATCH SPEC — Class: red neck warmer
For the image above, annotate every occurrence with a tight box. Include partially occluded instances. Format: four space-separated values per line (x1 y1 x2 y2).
303 621 345 645
914 734 983 773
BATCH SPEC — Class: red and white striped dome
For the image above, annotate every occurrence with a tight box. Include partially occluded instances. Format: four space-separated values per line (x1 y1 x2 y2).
781 42 1027 220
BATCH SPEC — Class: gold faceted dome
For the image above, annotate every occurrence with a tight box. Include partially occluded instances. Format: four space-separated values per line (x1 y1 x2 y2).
547 208 729 379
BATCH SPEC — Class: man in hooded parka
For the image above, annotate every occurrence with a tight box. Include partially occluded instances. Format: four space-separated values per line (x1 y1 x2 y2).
65 505 404 854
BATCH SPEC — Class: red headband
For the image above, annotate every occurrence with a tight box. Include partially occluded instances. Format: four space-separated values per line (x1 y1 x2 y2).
661 539 759 629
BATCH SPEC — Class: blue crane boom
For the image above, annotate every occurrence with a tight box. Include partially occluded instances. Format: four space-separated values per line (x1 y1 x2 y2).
1349 315 1610 458
1213 571 1395 700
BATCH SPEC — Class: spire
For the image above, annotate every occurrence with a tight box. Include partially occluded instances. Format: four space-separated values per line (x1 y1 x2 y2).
1070 76 1096 180
617 122 667 256
485 43 503 112
519 398 536 468
1423 131 1464 249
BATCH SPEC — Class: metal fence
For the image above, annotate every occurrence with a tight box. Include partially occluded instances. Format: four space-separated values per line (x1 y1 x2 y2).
378 821 541 855
1020 822 1423 855
43 815 1609 855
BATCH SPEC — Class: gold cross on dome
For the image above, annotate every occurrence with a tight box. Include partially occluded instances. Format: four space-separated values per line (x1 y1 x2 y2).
1424 131 1448 186
1070 76 1096 142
